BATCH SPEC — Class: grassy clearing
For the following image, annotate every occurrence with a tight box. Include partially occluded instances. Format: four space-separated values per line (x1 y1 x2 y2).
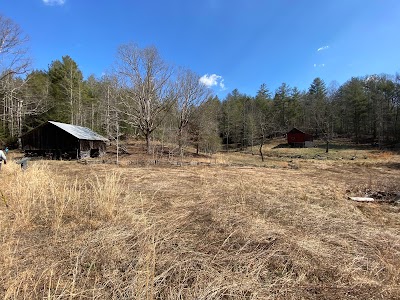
0 144 400 299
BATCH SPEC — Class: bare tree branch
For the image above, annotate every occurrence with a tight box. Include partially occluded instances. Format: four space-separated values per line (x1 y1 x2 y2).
116 43 176 153
0 15 31 81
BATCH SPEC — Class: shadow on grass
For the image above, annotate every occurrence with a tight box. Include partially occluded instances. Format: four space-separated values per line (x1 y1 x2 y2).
382 162 400 170
272 143 291 149
314 143 375 151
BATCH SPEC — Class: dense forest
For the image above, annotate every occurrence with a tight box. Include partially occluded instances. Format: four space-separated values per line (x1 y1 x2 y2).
1 15 400 154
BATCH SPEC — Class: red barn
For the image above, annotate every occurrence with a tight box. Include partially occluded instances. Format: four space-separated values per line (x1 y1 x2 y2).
287 128 314 148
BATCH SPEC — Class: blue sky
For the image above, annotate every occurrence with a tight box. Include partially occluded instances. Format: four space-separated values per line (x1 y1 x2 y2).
2 0 400 97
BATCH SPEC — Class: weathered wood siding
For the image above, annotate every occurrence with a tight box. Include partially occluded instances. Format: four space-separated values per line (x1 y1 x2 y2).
22 123 79 151
21 122 107 159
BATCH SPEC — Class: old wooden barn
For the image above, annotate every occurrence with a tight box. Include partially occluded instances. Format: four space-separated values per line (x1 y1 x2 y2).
21 121 108 159
287 128 314 148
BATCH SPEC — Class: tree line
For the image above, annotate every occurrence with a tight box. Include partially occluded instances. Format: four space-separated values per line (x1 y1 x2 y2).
218 75 400 155
1 14 400 155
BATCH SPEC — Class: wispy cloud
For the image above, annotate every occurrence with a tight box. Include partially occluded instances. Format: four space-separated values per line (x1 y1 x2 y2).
43 0 66 6
317 45 329 52
199 74 225 90
219 79 225 90
314 63 325 68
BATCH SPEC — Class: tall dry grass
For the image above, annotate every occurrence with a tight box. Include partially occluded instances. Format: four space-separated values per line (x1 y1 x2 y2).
0 160 156 299
0 153 399 299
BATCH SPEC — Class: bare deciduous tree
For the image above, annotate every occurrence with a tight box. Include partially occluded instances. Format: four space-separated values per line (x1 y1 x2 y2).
116 43 176 153
0 15 30 141
1 75 25 137
97 75 120 138
0 15 30 81
254 99 275 162
176 68 210 154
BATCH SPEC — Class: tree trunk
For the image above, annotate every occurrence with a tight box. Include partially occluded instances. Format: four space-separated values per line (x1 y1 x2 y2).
116 116 119 165
178 126 183 156
146 131 151 154
259 136 265 162
9 90 14 137
70 68 74 125
251 133 254 155
106 86 110 137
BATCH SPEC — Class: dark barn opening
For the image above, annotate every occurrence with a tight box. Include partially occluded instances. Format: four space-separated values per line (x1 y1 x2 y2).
90 149 100 158
20 121 108 159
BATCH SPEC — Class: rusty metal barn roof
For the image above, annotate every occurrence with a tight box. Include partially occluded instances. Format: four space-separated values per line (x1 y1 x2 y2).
49 121 108 141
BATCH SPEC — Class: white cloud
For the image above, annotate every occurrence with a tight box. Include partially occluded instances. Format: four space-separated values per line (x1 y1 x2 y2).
317 45 329 52
219 79 225 90
313 63 326 68
199 74 225 90
43 0 66 6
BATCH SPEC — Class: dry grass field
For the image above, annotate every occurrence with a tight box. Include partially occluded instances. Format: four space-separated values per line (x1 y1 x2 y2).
0 139 399 299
